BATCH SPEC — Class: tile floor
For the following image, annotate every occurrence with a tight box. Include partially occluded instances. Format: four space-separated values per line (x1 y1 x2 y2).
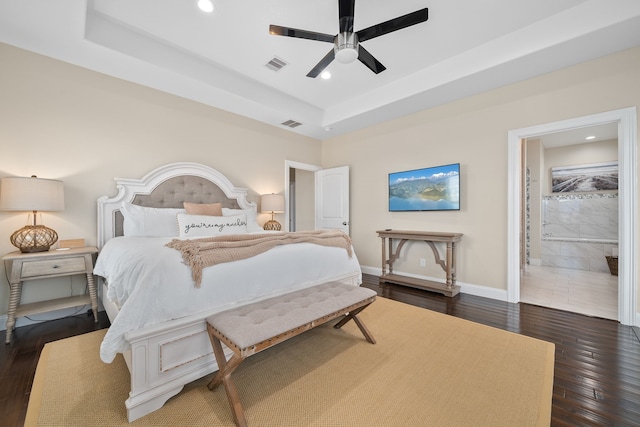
520 265 618 320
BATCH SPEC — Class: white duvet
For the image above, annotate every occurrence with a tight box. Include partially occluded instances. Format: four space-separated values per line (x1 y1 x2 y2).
94 235 362 363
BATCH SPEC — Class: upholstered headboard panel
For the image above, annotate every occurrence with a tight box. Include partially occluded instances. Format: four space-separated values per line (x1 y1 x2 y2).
130 175 242 208
98 162 256 248
112 175 242 237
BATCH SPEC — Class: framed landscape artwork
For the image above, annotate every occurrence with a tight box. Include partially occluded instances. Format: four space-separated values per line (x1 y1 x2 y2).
388 163 460 211
551 161 618 193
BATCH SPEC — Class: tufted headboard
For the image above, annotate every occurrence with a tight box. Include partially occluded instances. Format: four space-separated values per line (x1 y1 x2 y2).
97 162 256 249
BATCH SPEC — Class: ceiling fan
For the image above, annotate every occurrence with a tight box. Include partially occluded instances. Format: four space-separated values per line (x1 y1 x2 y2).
269 0 429 78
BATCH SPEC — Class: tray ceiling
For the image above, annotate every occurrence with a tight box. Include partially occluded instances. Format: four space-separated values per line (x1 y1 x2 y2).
1 0 640 140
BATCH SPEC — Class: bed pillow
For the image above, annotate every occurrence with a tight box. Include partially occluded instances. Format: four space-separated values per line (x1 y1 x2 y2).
121 203 184 237
221 207 262 232
183 202 223 216
177 213 247 238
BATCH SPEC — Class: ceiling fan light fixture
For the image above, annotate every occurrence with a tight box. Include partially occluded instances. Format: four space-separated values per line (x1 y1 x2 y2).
270 2 429 77
335 47 358 64
334 32 358 64
197 0 214 13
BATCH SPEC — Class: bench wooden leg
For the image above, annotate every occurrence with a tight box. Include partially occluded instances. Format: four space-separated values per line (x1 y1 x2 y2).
205 291 376 427
206 324 249 427
220 367 247 427
333 304 376 344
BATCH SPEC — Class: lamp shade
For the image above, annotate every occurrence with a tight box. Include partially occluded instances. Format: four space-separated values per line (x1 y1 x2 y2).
261 193 284 213
0 176 65 252
0 176 65 212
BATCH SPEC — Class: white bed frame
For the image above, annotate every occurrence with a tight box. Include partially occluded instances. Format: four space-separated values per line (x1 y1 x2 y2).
96 162 359 422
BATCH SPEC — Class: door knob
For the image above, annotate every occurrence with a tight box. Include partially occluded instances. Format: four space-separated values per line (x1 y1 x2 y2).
342 221 348 226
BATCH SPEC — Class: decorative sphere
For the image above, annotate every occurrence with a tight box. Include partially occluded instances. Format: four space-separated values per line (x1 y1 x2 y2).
10 225 58 252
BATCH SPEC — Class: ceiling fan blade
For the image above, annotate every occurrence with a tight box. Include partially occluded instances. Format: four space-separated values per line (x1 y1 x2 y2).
338 0 355 33
306 49 336 78
358 45 386 74
357 8 428 42
269 25 334 43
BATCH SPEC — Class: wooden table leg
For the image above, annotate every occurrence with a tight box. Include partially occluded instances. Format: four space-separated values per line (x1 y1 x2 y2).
388 238 395 274
451 242 457 285
445 242 453 288
5 281 22 344
380 236 387 275
86 271 98 322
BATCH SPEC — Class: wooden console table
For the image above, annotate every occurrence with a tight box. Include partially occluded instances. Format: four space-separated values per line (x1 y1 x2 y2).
377 230 463 297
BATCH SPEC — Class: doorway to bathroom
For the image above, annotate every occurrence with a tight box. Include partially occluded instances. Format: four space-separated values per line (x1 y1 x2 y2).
507 107 637 326
520 124 619 320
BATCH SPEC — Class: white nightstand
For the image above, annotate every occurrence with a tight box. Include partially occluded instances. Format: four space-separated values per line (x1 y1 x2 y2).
3 246 99 343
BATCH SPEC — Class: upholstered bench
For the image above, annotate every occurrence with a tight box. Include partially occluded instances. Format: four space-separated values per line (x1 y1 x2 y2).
205 281 377 427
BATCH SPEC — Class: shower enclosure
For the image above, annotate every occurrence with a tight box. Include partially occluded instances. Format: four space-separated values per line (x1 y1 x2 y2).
541 193 618 272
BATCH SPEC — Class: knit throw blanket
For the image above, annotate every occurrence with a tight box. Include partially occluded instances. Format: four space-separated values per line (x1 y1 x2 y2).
166 230 353 287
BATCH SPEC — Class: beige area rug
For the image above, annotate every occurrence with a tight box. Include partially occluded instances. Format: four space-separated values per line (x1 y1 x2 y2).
26 297 554 426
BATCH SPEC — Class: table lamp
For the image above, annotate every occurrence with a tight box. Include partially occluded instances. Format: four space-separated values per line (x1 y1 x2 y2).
0 175 65 252
261 193 285 231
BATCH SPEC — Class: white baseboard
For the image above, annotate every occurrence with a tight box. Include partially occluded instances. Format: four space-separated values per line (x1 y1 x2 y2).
360 265 382 276
360 265 508 302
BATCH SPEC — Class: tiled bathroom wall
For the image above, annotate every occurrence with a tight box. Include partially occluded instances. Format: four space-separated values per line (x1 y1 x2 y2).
541 193 618 272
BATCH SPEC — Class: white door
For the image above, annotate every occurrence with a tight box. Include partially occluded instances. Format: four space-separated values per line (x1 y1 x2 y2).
315 166 350 234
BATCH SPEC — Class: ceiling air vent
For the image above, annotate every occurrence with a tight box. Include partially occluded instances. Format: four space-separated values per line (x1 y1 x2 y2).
265 56 288 71
281 119 302 128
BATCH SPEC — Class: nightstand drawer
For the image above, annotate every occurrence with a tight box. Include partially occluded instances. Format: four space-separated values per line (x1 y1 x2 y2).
20 256 87 278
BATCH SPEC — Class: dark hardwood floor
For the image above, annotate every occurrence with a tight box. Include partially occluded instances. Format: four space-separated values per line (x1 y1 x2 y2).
0 310 111 426
2 275 639 426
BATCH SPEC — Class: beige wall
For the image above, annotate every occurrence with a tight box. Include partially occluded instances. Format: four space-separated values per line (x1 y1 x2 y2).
322 47 640 297
0 43 320 319
1 41 639 322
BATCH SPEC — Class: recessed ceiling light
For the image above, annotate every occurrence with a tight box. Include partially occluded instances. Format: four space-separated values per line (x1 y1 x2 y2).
197 0 214 13
320 71 331 80
585 135 596 140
